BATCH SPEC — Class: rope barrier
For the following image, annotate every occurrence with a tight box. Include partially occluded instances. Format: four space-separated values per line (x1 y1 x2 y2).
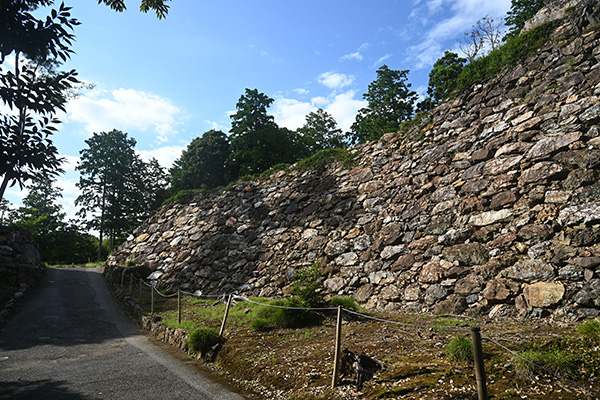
343 308 472 332
233 295 339 311
481 332 600 395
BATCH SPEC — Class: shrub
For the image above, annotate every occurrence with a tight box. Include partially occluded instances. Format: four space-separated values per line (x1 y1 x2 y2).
186 328 225 359
250 318 271 332
290 263 326 308
295 148 356 172
255 297 321 329
447 335 473 363
329 296 362 312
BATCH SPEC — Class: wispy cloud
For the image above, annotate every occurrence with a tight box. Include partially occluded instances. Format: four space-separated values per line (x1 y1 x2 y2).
341 52 363 62
406 0 511 70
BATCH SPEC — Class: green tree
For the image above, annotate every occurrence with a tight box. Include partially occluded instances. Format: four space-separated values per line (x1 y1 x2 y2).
0 2 79 203
297 109 345 156
169 129 231 193
348 65 418 144
229 89 301 177
504 0 546 41
418 51 467 112
76 130 163 258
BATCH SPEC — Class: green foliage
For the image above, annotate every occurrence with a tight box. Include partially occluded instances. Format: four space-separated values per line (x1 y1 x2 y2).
297 108 345 155
419 51 466 111
169 130 231 193
446 335 473 363
504 0 546 41
76 130 167 258
295 148 356 172
162 188 204 205
515 348 578 379
250 318 271 332
229 89 304 179
186 328 226 357
0 1 80 203
578 319 600 340
348 65 418 144
290 263 326 309
457 21 558 92
255 298 320 329
329 297 361 312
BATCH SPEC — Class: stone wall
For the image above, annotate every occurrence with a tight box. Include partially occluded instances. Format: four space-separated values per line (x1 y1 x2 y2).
109 7 600 322
0 226 46 326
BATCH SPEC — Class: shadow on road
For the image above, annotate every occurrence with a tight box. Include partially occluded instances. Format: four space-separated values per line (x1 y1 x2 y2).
0 267 135 351
0 379 88 400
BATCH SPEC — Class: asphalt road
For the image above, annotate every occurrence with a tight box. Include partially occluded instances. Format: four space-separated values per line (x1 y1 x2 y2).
0 267 246 400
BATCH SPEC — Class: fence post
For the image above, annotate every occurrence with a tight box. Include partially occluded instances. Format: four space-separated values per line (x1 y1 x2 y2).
177 289 182 325
151 285 155 314
128 273 133 294
471 327 488 400
219 294 233 337
331 306 343 388
138 279 143 303
120 268 126 286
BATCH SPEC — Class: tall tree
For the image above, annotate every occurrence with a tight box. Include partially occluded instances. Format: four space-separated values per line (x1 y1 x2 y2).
229 89 300 177
297 109 345 156
504 0 546 41
0 2 79 203
418 51 467 112
348 65 418 144
76 130 160 258
169 129 231 193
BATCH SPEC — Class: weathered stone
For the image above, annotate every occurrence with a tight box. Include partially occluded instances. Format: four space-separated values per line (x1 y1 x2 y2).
454 274 485 295
419 261 444 283
424 284 448 305
490 191 517 209
505 259 555 282
433 295 467 315
469 209 514 226
380 245 405 260
335 252 358 266
526 132 581 159
523 282 565 308
482 278 516 302
354 284 374 303
519 162 565 185
443 243 489 266
324 277 345 293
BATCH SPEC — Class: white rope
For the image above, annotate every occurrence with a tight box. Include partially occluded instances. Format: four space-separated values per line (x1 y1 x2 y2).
343 308 471 331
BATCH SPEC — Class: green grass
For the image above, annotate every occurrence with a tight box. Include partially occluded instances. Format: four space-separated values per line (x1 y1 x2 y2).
514 348 578 379
578 319 600 339
186 327 225 357
446 335 473 363
48 261 104 268
295 148 357 172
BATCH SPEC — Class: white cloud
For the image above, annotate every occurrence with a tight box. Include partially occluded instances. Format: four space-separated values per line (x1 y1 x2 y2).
272 90 366 134
137 145 187 169
372 54 393 69
65 88 182 143
318 72 355 90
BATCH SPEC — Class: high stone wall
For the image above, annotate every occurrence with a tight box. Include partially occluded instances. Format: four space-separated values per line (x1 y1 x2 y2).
108 3 600 322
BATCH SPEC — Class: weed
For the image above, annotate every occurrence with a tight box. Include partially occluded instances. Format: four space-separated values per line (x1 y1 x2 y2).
578 319 600 339
250 318 271 332
290 262 326 308
295 148 356 172
446 335 473 363
514 348 578 379
255 297 321 329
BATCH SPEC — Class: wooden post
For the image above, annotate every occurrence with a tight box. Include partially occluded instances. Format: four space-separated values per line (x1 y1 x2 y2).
120 268 125 286
128 273 133 294
177 289 182 325
331 306 343 388
138 279 143 303
151 285 155 314
219 294 233 337
471 327 488 400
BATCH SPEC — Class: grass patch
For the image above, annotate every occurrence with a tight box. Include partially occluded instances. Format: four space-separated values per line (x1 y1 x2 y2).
578 319 600 339
186 327 226 359
329 296 363 312
456 20 560 92
295 148 357 172
446 336 473 363
514 348 578 379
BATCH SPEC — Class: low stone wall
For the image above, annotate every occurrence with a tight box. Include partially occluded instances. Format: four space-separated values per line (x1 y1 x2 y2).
104 265 190 354
0 226 46 328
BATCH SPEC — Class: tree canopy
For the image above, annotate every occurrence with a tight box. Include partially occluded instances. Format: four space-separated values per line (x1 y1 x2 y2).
169 129 231 192
229 89 302 177
504 0 546 40
297 108 345 155
76 129 166 258
348 65 418 144
418 51 467 112
0 2 79 203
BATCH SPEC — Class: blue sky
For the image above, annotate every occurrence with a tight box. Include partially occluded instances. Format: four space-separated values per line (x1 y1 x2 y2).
4 0 512 222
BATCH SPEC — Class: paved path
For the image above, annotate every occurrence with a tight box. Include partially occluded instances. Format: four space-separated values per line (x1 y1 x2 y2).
0 267 246 400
